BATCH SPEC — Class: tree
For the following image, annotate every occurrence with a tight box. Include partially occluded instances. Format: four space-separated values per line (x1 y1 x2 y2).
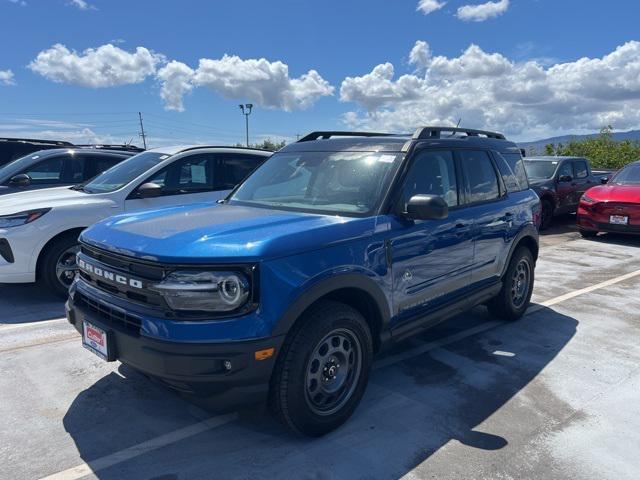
541 127 640 169
235 138 287 151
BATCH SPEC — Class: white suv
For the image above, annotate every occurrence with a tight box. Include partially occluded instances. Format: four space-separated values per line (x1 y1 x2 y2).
0 145 271 296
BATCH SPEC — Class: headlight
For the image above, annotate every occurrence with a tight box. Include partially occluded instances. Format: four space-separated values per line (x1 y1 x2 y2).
151 270 251 313
580 194 596 204
0 208 51 228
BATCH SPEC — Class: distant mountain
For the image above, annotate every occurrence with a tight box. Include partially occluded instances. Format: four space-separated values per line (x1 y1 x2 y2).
518 130 640 155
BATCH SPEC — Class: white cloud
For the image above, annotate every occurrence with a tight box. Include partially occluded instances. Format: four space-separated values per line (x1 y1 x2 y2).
340 41 640 139
416 0 446 15
409 40 432 69
7 0 27 6
28 43 163 88
68 0 96 10
158 54 334 112
457 0 509 22
0 69 16 86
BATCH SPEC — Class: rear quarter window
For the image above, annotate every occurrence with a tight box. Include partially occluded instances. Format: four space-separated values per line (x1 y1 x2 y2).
497 152 529 191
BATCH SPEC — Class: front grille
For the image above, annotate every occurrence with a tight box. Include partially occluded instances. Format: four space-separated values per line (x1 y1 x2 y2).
76 292 141 332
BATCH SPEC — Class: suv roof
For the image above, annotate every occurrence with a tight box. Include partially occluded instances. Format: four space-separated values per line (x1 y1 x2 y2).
525 156 587 161
282 126 520 154
148 145 274 156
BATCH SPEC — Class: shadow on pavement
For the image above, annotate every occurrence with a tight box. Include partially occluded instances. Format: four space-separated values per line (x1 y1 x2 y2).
0 283 64 324
61 307 577 479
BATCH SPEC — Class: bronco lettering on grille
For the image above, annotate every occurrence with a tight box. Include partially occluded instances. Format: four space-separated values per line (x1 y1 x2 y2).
78 258 144 289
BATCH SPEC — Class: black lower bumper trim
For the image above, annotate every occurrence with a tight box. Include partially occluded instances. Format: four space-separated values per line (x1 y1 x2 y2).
67 298 284 409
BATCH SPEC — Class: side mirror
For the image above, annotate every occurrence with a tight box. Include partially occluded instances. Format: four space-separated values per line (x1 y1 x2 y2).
558 174 573 183
601 176 609 185
406 194 449 221
9 174 31 187
135 182 163 198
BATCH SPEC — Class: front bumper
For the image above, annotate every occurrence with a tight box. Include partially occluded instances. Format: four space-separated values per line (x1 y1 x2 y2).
66 294 285 410
0 224 43 283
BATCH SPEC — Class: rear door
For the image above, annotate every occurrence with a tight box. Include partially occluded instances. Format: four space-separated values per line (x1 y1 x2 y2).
458 149 515 286
556 161 575 213
389 148 474 321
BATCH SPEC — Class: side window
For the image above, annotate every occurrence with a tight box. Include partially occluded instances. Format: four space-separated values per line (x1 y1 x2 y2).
558 162 573 179
402 150 458 208
574 160 589 179
498 152 528 191
68 156 85 183
219 154 263 189
142 153 214 196
460 150 500 203
23 156 65 185
494 153 520 192
84 155 123 181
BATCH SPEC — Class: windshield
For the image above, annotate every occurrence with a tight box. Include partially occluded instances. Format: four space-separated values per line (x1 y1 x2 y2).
611 163 640 185
83 151 167 193
524 160 558 179
228 151 402 215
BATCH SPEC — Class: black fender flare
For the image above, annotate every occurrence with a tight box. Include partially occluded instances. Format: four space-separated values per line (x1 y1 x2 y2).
271 273 392 340
501 223 539 277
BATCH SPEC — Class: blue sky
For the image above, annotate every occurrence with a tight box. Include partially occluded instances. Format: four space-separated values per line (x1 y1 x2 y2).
1 0 639 147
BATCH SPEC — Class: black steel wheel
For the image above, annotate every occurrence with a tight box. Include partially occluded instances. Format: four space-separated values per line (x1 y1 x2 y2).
487 247 535 321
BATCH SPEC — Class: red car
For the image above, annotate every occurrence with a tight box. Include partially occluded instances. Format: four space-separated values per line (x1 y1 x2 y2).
577 160 640 237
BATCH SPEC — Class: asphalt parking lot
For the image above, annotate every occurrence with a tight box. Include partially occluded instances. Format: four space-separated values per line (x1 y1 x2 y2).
1 216 640 480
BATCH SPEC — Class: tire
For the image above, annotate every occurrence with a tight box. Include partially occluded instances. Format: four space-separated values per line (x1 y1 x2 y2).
539 199 553 231
40 233 81 299
579 229 598 238
487 247 535 321
269 300 373 436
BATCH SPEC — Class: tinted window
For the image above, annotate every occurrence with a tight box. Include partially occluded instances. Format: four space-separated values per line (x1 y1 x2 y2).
574 160 589 179
23 156 65 185
143 153 215 196
501 153 529 189
402 150 458 208
89 156 123 180
69 156 85 183
558 162 573 179
220 154 263 188
460 150 500 203
84 152 166 193
494 153 520 192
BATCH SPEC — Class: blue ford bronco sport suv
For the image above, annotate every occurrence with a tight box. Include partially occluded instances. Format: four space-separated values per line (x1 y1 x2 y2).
67 127 540 436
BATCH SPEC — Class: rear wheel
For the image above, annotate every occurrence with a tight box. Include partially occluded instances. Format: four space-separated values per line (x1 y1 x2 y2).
269 300 373 436
40 234 80 298
539 199 554 230
487 247 535 321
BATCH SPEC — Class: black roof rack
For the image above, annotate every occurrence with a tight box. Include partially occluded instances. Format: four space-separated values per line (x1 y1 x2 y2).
297 131 399 142
413 127 506 140
74 144 144 152
0 137 73 146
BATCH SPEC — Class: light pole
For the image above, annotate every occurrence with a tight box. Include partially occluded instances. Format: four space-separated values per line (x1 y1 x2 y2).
239 103 253 147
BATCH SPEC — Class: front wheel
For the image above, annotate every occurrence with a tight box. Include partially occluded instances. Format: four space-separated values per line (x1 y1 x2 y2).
269 300 373 436
40 234 80 298
487 247 535 321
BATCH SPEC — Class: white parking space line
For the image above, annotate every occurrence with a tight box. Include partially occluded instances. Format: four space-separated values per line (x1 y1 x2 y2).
39 414 237 480
28 266 640 480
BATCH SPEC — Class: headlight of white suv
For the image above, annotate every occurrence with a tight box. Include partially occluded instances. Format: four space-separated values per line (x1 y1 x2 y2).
150 270 251 313
0 208 51 228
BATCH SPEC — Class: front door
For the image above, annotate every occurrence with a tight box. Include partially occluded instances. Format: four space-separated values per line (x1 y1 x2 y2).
389 149 474 323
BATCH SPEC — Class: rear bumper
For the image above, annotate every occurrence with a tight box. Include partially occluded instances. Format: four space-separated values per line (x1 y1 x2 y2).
66 296 285 410
578 214 640 235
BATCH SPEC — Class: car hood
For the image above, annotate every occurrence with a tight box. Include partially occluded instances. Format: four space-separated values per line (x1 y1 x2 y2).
81 203 378 263
586 184 640 203
0 186 111 215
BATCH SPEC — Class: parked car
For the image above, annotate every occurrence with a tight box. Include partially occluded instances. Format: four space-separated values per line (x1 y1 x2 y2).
66 127 540 436
0 147 139 195
524 156 611 230
0 145 270 296
0 137 74 168
577 160 640 237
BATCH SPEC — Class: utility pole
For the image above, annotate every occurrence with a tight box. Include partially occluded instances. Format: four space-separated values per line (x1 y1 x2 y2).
138 111 148 149
239 104 253 147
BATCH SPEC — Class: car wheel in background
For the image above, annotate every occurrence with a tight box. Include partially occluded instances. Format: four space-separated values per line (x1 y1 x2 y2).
540 199 553 230
487 246 535 321
269 300 373 436
40 234 81 298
